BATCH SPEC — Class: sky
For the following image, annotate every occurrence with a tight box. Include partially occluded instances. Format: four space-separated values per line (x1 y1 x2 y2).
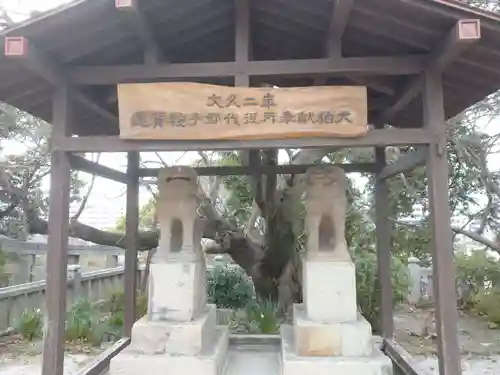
1 0 500 232
0 0 65 18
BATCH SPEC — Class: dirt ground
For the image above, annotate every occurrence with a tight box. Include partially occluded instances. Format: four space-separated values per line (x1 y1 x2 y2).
394 304 500 357
0 334 105 374
0 307 499 374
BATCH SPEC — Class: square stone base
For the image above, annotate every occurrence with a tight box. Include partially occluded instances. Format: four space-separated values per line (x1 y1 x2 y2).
303 260 357 322
281 325 392 375
129 305 216 355
108 327 229 375
148 260 207 322
293 304 372 357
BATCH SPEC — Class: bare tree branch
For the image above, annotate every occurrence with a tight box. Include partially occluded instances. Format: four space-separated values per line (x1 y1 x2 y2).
71 153 101 222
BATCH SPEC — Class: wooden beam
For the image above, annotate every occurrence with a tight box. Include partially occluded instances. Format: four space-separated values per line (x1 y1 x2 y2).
75 338 130 375
424 68 461 375
383 339 421 375
430 19 481 70
42 86 72 375
115 0 164 64
377 147 427 180
69 55 426 84
234 0 250 87
4 36 117 126
68 154 128 183
376 19 480 124
346 76 395 96
326 0 355 56
124 152 139 337
375 143 394 339
53 129 434 153
138 163 376 177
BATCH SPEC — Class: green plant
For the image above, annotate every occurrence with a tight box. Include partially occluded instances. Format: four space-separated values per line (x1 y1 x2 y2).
107 290 126 314
206 265 255 309
105 290 148 330
473 287 500 328
17 308 43 341
65 299 105 345
136 292 148 318
245 298 282 334
228 309 260 333
455 251 500 310
354 250 409 333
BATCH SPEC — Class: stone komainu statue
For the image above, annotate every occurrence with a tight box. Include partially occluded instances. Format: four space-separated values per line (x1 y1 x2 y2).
304 165 350 261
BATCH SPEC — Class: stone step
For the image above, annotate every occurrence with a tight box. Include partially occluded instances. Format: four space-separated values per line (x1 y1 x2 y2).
223 342 281 375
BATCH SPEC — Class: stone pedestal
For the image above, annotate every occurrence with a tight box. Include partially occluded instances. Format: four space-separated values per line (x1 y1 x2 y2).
281 326 392 375
281 260 392 375
303 260 357 323
294 304 372 357
148 259 207 322
108 167 228 375
280 166 392 375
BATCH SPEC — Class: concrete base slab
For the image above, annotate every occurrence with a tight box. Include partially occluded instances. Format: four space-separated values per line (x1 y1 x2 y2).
281 325 393 375
108 326 229 375
293 304 372 357
129 305 216 355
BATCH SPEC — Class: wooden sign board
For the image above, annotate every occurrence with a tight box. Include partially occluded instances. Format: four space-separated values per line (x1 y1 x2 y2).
117 82 368 140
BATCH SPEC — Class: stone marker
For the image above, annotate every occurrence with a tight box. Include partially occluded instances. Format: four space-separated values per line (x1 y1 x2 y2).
109 167 228 375
280 165 393 375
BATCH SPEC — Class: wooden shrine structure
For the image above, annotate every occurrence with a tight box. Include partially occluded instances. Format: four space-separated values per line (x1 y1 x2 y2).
1 0 500 374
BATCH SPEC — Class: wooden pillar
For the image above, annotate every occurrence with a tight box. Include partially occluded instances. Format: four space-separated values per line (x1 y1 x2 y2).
42 86 72 375
375 145 394 339
423 68 461 375
124 151 140 336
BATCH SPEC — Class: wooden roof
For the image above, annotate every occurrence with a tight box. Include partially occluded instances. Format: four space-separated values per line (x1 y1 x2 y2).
1 0 500 137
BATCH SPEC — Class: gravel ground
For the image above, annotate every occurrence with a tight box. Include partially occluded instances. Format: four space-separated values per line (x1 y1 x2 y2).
0 347 499 375
0 306 499 375
413 355 500 375
0 354 92 375
0 351 498 375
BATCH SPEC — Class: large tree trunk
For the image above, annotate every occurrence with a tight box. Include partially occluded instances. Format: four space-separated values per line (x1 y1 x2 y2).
19 148 331 309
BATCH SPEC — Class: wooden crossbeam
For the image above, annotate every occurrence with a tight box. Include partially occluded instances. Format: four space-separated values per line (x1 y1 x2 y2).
139 163 376 177
68 153 128 183
115 0 164 64
52 128 434 153
326 0 355 56
376 147 427 180
69 55 426 84
376 19 481 124
4 36 118 126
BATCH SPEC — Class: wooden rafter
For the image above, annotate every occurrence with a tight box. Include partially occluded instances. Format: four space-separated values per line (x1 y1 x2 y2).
115 0 164 64
326 0 355 56
323 1 396 97
3 36 117 126
69 55 426 84
235 0 250 87
376 19 481 124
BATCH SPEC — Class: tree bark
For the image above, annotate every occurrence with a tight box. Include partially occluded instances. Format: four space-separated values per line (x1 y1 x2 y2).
18 148 333 307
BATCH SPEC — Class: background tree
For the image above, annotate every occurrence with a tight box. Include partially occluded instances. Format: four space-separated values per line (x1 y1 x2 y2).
0 0 500 316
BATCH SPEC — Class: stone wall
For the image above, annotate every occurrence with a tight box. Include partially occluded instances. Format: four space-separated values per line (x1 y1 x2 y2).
0 265 144 332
